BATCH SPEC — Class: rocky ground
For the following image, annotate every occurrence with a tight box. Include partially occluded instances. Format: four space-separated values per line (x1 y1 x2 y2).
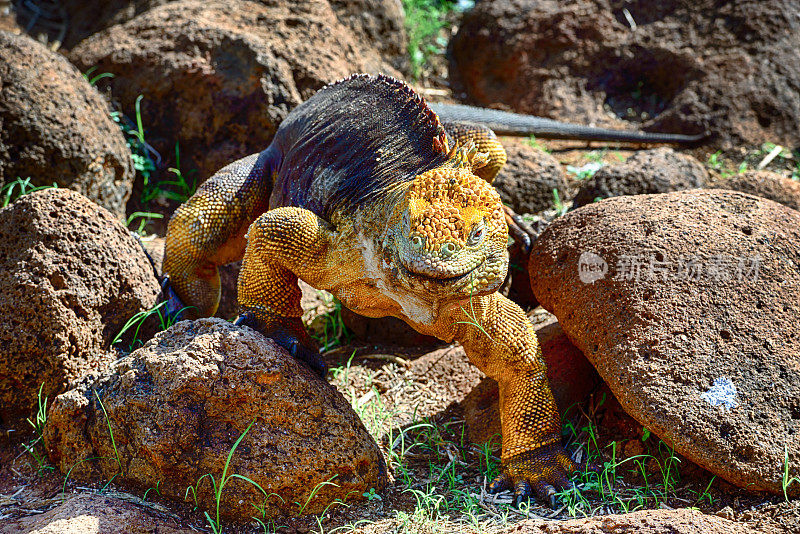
1 1 799 533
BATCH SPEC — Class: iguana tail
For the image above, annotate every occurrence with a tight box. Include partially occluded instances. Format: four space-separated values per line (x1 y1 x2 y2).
429 102 708 144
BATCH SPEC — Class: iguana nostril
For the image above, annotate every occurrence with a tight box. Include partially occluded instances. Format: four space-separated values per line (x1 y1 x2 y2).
440 242 457 258
411 235 424 249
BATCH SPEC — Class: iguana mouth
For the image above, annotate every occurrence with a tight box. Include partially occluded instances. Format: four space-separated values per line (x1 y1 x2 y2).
396 253 482 283
398 263 475 285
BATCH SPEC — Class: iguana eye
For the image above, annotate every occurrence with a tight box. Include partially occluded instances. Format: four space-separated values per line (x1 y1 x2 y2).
468 222 485 246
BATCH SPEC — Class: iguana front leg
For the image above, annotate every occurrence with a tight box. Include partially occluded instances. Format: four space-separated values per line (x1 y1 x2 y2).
449 292 577 506
235 207 339 377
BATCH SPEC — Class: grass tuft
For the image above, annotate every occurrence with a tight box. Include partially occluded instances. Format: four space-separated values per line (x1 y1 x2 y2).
552 188 569 217
94 389 122 475
783 444 799 502
27 383 48 438
109 93 197 218
402 0 465 80
1 177 58 208
112 301 191 352
188 421 271 533
82 66 115 86
308 294 352 352
20 383 54 475
126 211 164 236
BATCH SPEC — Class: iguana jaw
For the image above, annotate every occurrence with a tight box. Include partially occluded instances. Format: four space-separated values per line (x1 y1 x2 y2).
395 230 486 281
391 245 508 297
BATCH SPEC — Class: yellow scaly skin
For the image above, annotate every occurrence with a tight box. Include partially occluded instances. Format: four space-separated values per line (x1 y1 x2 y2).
163 74 579 505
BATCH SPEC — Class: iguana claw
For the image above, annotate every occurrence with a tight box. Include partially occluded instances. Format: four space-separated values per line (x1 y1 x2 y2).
161 276 188 322
503 206 534 254
488 442 583 509
281 333 328 378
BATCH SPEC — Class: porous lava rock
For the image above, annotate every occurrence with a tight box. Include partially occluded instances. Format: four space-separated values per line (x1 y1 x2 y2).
461 320 600 448
529 189 800 495
713 170 800 211
61 0 406 68
43 318 386 520
327 0 406 72
0 31 134 217
450 0 800 150
572 148 708 207
68 0 402 180
61 0 175 48
493 139 568 214
0 189 160 425
3 492 194 534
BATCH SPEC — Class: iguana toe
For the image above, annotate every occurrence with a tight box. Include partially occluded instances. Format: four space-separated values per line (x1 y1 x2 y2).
513 480 534 507
285 336 328 378
530 481 557 508
487 472 513 493
503 206 534 253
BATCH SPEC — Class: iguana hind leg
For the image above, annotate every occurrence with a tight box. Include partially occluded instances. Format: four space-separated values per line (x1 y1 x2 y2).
163 149 277 318
236 207 339 377
442 122 507 182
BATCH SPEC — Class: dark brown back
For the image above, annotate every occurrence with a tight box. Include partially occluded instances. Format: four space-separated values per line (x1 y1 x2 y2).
269 74 451 220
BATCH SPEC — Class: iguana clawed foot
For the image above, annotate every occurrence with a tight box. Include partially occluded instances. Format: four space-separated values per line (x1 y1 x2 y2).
503 206 535 254
234 309 328 378
488 442 583 508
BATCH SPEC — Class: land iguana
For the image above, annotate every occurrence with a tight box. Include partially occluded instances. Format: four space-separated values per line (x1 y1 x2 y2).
162 74 702 506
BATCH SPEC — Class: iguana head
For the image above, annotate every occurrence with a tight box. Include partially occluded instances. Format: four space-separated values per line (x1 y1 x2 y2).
385 163 509 299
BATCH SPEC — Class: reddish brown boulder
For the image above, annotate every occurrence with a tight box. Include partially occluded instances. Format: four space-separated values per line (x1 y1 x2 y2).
3 492 194 534
0 31 134 217
713 170 800 211
493 139 568 214
450 0 800 150
326 0 407 73
43 318 386 520
573 148 708 207
462 320 600 448
529 189 800 496
68 0 402 180
0 189 160 425
60 0 406 67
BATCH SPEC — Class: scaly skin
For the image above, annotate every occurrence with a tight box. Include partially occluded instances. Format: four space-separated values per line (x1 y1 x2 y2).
164 74 579 505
